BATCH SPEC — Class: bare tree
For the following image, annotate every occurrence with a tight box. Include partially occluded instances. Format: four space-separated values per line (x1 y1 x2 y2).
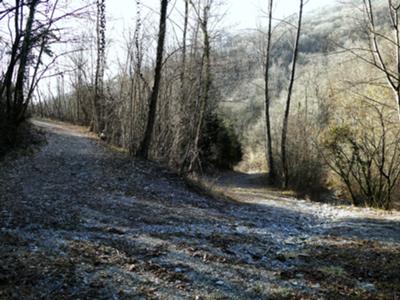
0 0 59 147
361 0 400 121
178 0 213 172
1 1 40 140
281 0 304 188
322 103 400 209
264 0 276 183
189 0 212 172
0 1 90 153
92 0 106 133
175 0 190 171
137 0 169 159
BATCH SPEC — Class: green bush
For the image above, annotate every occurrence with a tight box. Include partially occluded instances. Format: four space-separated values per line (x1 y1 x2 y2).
200 114 243 170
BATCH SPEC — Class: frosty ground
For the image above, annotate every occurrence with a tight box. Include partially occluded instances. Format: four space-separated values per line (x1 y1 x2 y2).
0 120 399 299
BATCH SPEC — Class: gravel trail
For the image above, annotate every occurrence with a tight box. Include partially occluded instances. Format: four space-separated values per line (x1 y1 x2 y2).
0 120 399 299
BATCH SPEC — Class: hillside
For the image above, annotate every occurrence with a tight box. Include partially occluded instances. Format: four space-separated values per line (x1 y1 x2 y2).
214 0 393 172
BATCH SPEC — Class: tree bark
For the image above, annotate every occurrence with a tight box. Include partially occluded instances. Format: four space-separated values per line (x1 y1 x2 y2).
137 0 169 159
281 0 304 188
264 0 276 183
177 0 189 172
188 3 211 172
13 0 40 124
93 0 106 133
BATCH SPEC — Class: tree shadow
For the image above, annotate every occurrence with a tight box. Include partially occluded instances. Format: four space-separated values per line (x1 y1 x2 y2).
2 121 400 298
323 218 400 243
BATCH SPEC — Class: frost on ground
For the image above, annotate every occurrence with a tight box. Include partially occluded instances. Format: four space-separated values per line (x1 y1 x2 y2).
0 120 399 299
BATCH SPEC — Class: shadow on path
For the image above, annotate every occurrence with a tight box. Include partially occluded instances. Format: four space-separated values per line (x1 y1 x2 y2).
0 120 399 299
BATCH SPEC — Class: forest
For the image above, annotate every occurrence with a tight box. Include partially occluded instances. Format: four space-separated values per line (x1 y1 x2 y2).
1 0 400 209
1 0 400 299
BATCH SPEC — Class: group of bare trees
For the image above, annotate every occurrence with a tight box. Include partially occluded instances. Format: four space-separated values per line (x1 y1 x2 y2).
263 0 304 188
317 0 400 208
3 0 400 209
1 1 49 149
32 0 239 173
0 1 87 154
259 0 400 208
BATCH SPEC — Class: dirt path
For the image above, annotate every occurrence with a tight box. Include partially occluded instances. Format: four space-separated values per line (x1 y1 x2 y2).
201 171 400 243
0 120 399 299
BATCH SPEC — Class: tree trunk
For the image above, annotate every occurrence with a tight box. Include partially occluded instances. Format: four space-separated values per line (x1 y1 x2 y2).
264 0 276 183
137 0 169 159
188 3 211 172
13 0 39 125
281 0 304 188
177 0 189 172
93 0 106 133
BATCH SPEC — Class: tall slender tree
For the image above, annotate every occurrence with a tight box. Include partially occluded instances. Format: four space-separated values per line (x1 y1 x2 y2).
281 0 304 188
189 1 212 172
264 0 276 183
177 0 189 171
1 0 42 145
137 0 169 158
93 0 106 133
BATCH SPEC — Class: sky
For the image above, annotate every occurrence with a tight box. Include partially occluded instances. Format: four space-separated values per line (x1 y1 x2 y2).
107 0 336 32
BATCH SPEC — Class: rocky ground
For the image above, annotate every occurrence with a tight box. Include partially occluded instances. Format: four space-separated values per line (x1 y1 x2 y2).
0 120 399 299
